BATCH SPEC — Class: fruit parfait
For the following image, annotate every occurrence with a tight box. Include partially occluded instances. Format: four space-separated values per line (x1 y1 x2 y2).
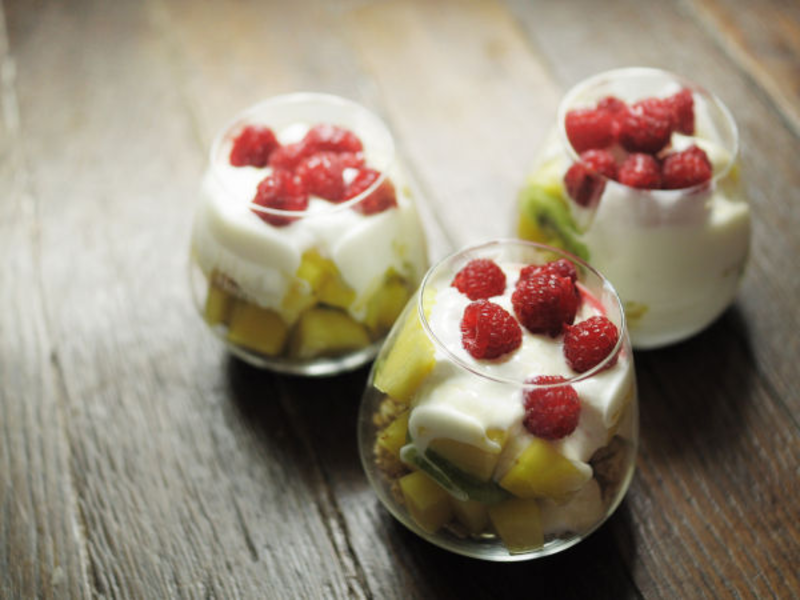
190 93 429 375
517 68 750 348
358 240 638 560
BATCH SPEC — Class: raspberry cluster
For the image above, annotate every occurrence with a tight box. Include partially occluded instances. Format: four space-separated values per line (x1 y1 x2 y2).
449 258 621 439
563 88 714 206
229 123 397 227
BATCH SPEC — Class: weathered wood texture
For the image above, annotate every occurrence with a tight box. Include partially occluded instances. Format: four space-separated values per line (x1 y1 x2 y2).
1 0 798 598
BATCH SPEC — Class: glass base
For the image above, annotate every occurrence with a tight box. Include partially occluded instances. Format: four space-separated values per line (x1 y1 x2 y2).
224 336 382 376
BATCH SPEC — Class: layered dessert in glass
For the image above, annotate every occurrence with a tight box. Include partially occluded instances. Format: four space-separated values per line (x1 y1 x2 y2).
190 93 428 375
359 240 637 560
517 68 750 348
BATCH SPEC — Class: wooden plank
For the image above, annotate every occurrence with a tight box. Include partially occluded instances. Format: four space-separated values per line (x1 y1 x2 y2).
505 0 800 597
3 0 798 597
0 2 91 598
344 0 563 249
3 0 373 597
686 0 800 137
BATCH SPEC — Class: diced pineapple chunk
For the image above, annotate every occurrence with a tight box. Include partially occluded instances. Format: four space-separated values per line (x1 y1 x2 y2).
318 277 355 310
296 250 355 309
204 274 236 326
450 497 489 535
363 277 411 335
399 470 453 534
428 429 508 482
287 307 370 359
295 249 332 289
499 439 591 501
488 498 544 553
280 280 318 325
373 308 435 403
227 301 289 356
377 411 410 458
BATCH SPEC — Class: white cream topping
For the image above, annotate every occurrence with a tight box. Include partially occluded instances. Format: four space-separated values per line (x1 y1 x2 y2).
408 263 633 467
191 122 427 321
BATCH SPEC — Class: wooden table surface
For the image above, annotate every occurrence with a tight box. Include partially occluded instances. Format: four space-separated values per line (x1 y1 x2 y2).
2 0 799 598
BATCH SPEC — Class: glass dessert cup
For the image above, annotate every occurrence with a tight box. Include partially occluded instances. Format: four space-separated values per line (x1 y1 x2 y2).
516 67 751 349
190 93 429 376
358 239 638 561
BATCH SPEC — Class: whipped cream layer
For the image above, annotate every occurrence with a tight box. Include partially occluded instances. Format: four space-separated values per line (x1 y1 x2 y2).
579 171 749 347
191 122 427 322
540 81 751 348
408 263 635 468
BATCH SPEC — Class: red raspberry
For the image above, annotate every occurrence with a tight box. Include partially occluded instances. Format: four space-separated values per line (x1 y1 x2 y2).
451 259 506 300
597 96 627 138
303 124 363 154
518 259 578 285
337 151 366 169
618 153 661 189
345 168 398 215
512 273 578 337
251 170 309 227
268 141 313 171
296 152 347 201
229 125 280 167
564 108 615 153
617 99 673 154
563 316 619 373
581 149 618 179
597 95 627 115
661 145 712 189
665 88 695 135
563 149 616 207
460 300 522 359
522 375 581 440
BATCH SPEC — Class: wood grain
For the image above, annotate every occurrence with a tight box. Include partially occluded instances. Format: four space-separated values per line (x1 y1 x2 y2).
1 0 798 598
0 2 90 597
686 0 800 137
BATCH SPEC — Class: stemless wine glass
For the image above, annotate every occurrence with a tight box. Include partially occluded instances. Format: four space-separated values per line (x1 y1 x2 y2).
190 93 429 375
516 67 751 349
358 239 638 561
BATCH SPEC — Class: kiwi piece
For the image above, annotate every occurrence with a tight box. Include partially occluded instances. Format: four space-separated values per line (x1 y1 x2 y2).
518 183 590 261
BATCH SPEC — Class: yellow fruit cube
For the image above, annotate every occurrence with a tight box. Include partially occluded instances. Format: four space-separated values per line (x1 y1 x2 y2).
363 277 411 335
488 498 544 553
373 308 435 403
280 280 318 325
428 429 508 482
499 438 591 500
227 301 288 356
287 307 370 359
399 470 453 534
450 497 489 535
204 274 236 327
295 249 331 289
377 411 410 458
317 277 355 310
296 250 354 310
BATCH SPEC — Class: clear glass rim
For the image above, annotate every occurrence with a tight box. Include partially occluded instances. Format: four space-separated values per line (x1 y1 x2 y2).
209 92 396 220
555 67 740 194
416 238 627 388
